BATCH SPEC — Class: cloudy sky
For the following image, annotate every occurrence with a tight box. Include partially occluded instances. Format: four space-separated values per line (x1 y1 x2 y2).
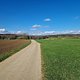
0 0 80 34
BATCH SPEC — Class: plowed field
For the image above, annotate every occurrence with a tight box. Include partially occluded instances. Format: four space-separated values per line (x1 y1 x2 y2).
0 40 29 54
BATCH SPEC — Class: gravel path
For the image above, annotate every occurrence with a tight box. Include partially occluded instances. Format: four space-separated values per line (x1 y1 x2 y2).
0 40 42 80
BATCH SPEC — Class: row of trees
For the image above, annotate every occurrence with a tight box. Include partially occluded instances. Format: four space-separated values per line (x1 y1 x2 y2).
0 34 29 40
49 34 80 38
0 34 80 40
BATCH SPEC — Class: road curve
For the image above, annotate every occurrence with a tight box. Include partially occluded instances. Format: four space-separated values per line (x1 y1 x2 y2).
0 40 42 80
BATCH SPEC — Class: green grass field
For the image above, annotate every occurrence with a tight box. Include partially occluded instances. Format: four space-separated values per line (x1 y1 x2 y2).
37 39 80 80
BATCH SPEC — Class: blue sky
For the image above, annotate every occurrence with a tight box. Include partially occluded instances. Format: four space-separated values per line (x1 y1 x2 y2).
0 0 80 34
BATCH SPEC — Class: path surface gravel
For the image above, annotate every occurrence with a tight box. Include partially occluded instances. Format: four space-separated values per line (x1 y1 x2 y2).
0 40 42 80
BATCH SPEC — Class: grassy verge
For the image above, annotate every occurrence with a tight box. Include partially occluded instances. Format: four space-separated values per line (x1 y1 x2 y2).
0 40 31 62
37 39 80 80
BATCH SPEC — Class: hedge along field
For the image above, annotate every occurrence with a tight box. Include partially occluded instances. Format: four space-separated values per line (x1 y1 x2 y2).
0 39 31 62
37 39 80 80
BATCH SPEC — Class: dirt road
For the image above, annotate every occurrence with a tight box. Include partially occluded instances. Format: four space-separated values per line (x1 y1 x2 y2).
0 40 42 80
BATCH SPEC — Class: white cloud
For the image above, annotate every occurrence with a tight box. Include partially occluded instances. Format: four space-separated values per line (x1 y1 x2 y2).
29 30 80 36
0 28 10 34
16 31 27 35
16 31 23 34
60 30 80 34
30 31 56 35
32 24 41 28
78 30 80 33
44 31 55 34
69 30 74 33
44 18 51 22
0 28 6 32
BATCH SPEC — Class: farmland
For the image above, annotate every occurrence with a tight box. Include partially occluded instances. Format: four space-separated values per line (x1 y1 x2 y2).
0 39 30 62
37 39 80 80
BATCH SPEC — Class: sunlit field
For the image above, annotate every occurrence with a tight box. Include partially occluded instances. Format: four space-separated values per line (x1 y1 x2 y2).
38 38 80 80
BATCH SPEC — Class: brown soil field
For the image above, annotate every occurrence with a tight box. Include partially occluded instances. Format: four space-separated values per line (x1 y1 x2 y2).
0 39 30 54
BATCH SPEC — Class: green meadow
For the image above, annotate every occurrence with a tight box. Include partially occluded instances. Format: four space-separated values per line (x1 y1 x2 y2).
38 38 80 80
